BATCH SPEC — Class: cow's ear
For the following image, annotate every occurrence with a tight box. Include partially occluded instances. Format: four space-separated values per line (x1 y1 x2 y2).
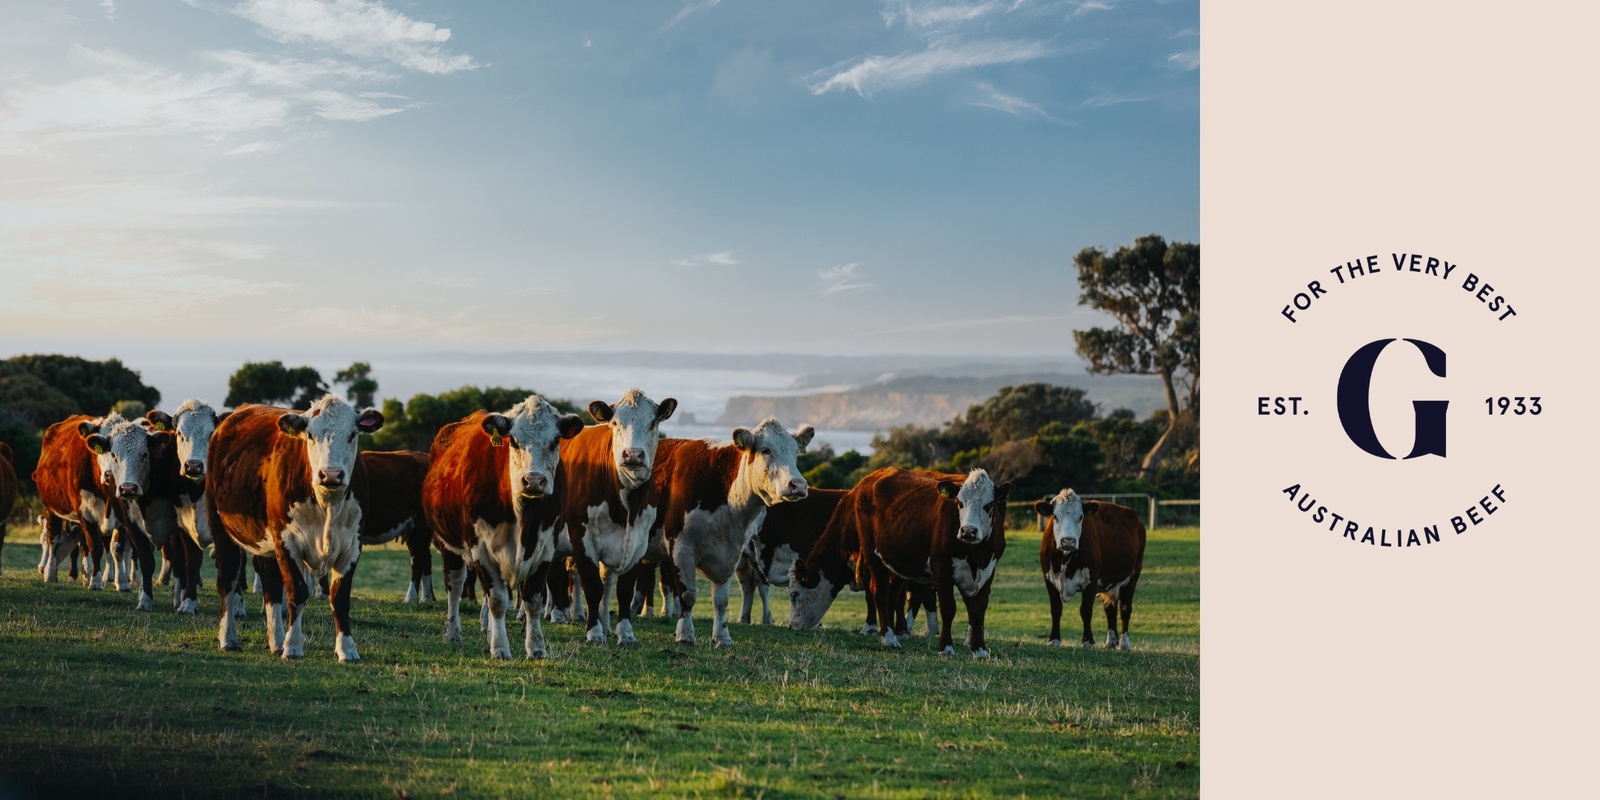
994 481 1014 504
732 428 755 451
557 414 585 440
937 480 959 499
1082 501 1099 517
215 410 231 424
148 431 172 459
355 409 384 434
655 398 678 423
145 410 173 431
588 401 614 423
278 413 308 437
481 413 510 442
85 433 110 455
1034 500 1054 517
790 557 809 584
794 424 816 451
77 420 99 438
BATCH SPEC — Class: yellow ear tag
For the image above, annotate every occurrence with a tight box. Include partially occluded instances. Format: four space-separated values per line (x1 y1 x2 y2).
490 431 504 447
91 444 106 455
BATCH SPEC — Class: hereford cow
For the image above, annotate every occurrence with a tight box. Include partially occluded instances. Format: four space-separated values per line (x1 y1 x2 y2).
146 401 229 615
1035 489 1146 650
735 487 844 626
0 441 15 573
649 419 814 647
357 449 436 603
207 397 384 661
559 389 676 645
422 397 584 659
34 415 114 587
789 467 1012 657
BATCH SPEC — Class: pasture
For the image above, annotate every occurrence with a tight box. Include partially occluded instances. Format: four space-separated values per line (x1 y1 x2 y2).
0 526 1198 799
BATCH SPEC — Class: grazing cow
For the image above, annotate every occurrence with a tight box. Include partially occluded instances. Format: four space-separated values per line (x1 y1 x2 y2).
735 487 845 625
34 416 115 588
559 389 677 645
651 419 814 647
0 441 14 573
789 467 1012 657
207 397 384 661
146 401 229 615
356 449 436 603
1035 490 1146 650
422 397 584 659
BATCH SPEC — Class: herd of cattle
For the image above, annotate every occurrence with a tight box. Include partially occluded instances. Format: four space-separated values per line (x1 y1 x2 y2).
0 389 1148 662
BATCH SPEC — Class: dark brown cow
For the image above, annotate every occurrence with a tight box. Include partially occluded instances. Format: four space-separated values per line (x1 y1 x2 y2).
558 389 676 645
0 441 15 574
357 450 436 604
422 397 583 659
789 467 1012 657
1035 489 1146 650
146 401 229 615
735 487 844 625
206 397 384 661
648 419 814 647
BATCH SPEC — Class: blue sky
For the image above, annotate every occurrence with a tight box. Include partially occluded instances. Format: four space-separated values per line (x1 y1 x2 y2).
0 0 1197 359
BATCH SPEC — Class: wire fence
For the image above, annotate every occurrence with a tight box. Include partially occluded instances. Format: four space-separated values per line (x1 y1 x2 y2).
1006 494 1200 531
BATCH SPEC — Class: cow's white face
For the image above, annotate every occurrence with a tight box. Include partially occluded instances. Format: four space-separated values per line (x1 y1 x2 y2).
588 388 676 491
278 396 383 500
483 395 584 499
83 415 170 500
1036 488 1093 552
936 469 1013 545
733 418 814 506
786 554 850 630
154 399 221 481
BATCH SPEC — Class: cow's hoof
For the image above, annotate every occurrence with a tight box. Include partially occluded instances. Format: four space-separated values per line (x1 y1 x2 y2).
526 650 547 660
221 642 241 652
858 624 876 637
339 655 362 664
615 620 638 646
584 627 607 644
1048 638 1061 647
938 645 955 656
713 635 734 649
443 628 463 645
177 600 198 615
135 600 153 612
281 652 303 661
488 651 511 661
973 648 990 659
1081 640 1095 650
549 609 569 624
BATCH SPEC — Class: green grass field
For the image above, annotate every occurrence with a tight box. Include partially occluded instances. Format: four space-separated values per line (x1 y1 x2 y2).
0 526 1198 799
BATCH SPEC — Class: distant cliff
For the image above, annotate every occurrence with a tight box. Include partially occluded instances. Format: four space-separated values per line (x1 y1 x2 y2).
716 373 1165 431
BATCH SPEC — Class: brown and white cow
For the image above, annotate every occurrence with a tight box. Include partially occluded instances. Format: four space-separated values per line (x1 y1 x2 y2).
1035 489 1146 650
146 400 229 615
558 389 676 645
789 467 1012 657
0 441 15 574
735 487 844 625
34 415 114 587
422 397 583 659
206 397 384 661
357 449 436 603
650 419 814 647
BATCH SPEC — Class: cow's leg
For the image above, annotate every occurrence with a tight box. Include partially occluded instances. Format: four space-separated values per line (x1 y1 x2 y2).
545 557 571 623
479 564 513 660
520 561 550 659
156 554 172 587
1101 591 1119 650
253 555 286 655
568 562 586 622
130 527 156 612
893 585 910 638
869 568 901 650
213 538 244 651
1118 581 1137 651
113 529 134 592
736 556 758 625
82 520 108 590
935 576 959 656
461 568 478 606
668 541 699 645
404 526 434 604
278 555 309 661
711 580 735 648
329 556 360 663
1045 580 1064 646
613 563 638 646
965 584 992 658
43 516 65 583
230 557 247 620
575 556 608 644
758 582 772 626
251 566 262 595
177 535 201 615
629 562 652 617
441 548 466 644
1078 588 1096 649
861 583 879 636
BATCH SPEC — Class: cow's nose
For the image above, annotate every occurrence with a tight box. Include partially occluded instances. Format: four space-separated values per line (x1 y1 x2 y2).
183 460 205 478
118 482 141 499
522 474 549 496
780 479 808 501
620 448 646 467
318 467 345 487
958 525 979 542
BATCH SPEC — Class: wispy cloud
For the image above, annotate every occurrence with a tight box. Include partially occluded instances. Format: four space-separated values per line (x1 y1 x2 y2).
100 0 118 20
673 251 742 267
231 0 481 74
818 263 873 295
970 81 1072 123
1066 1 1116 20
660 0 723 31
808 38 1056 96
1081 89 1163 107
882 1 1007 29
1164 49 1199 70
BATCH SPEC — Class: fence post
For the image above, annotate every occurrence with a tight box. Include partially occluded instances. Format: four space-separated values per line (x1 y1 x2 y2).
1149 495 1158 529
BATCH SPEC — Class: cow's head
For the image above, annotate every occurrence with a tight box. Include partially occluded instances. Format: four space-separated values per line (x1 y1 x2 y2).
588 388 676 491
1035 488 1094 553
150 399 227 482
82 414 171 500
936 469 1013 545
482 395 584 499
786 551 853 630
733 418 814 505
277 395 383 498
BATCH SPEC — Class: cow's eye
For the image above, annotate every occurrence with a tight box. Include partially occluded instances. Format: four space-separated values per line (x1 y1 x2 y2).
347 432 357 442
760 447 772 456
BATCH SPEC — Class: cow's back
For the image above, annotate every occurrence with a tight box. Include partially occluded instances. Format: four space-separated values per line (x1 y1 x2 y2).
206 404 306 542
761 487 845 553
360 449 430 542
422 413 512 541
33 416 100 516
862 468 959 558
1084 501 1146 573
